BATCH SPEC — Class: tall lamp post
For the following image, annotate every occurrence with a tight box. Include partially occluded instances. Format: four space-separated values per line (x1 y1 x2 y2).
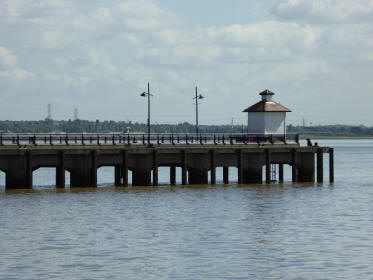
140 82 153 146
193 86 204 134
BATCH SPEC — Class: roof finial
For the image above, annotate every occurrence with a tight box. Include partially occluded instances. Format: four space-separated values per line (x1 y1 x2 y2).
260 89 274 101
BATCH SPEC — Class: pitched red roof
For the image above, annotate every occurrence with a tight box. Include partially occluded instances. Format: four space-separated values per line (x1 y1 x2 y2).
243 100 291 112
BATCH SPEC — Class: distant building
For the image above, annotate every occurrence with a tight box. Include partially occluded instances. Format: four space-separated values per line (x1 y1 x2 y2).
243 89 291 135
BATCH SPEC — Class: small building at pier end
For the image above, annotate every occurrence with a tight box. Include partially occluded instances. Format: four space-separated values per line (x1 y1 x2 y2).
243 89 291 136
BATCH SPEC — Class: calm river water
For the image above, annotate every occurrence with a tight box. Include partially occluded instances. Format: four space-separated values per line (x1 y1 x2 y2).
1 140 373 279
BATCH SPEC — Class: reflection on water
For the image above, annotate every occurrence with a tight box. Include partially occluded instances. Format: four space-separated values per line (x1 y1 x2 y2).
1 140 373 279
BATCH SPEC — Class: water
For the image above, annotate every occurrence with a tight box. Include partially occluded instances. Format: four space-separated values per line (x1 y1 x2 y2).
1 140 373 279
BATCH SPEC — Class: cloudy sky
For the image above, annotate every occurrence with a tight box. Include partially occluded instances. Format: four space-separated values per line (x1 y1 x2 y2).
1 0 372 126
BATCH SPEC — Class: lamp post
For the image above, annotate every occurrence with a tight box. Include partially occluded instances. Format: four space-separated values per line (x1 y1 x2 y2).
193 86 204 134
140 82 153 146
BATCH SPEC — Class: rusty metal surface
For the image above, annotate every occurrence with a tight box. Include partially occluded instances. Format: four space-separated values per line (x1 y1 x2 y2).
243 100 291 112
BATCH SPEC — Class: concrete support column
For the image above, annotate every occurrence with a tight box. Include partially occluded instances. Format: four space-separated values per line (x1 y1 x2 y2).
292 149 298 183
170 166 176 185
210 150 216 185
6 171 32 189
223 167 229 184
115 165 121 186
237 149 243 184
279 164 284 183
153 150 158 187
122 150 128 187
70 152 97 188
132 170 151 186
317 148 323 183
91 150 97 187
298 152 315 182
329 148 334 183
56 151 65 188
265 149 271 184
26 151 32 188
70 169 95 187
181 150 187 185
242 167 262 184
188 168 208 185
6 151 33 189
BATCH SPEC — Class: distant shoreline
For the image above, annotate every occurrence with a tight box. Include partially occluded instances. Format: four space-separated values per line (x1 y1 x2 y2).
300 135 373 140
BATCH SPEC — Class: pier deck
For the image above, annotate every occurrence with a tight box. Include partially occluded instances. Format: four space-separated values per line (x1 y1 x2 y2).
0 135 333 189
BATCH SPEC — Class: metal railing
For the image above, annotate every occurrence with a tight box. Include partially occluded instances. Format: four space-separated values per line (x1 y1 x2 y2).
0 133 299 146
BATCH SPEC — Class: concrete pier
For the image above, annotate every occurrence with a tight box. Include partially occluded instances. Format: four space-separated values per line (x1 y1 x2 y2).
0 143 333 189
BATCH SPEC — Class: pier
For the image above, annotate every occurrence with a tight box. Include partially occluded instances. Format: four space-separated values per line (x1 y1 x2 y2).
0 133 333 189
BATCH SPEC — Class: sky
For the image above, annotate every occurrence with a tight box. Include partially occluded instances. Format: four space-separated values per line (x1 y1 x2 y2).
0 0 373 126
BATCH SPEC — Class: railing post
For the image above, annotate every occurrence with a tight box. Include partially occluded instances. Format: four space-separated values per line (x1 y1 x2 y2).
65 134 69 145
186 134 189 145
59 136 62 144
97 134 100 145
230 135 233 145
90 136 92 144
81 134 85 145
16 134 20 146
142 134 145 145
214 134 216 145
222 134 225 145
0 133 2 145
177 135 180 143
75 136 77 144
296 134 299 144
171 134 174 145
49 134 53 145
127 134 130 145
199 134 202 145
157 134 160 145
112 134 116 145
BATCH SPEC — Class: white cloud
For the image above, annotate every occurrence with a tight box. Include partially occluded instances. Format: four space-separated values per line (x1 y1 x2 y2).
0 46 34 80
0 46 17 69
272 0 373 24
0 0 372 124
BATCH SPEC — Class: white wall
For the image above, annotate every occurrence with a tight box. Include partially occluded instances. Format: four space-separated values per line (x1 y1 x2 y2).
264 112 286 135
247 113 265 134
247 112 286 135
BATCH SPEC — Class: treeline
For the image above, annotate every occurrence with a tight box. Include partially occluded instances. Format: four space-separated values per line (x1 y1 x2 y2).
0 119 244 134
287 124 373 137
0 120 373 136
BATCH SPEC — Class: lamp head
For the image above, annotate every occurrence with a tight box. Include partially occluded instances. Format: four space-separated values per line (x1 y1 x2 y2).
198 94 204 99
140 92 147 97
